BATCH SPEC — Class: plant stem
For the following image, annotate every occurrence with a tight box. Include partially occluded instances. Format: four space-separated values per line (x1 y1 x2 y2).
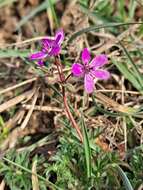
65 73 72 82
62 86 83 142
55 57 83 142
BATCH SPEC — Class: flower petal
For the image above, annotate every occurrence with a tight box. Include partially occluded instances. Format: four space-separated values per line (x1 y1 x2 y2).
81 48 91 65
42 38 53 50
92 69 110 80
29 51 47 60
84 73 94 93
48 45 61 56
90 54 108 68
38 60 44 66
71 63 84 77
55 29 64 45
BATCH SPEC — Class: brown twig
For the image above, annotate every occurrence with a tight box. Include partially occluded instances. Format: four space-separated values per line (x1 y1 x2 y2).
22 104 62 112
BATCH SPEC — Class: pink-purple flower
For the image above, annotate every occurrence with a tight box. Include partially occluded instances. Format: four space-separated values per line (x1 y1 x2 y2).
29 29 64 66
71 48 110 93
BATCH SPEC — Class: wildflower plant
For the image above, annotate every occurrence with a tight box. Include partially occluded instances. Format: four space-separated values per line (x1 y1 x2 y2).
29 29 110 142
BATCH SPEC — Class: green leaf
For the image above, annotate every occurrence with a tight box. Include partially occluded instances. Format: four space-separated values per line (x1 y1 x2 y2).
116 165 134 190
119 42 143 90
0 115 4 127
128 0 137 20
81 111 91 178
0 49 30 58
117 0 127 21
112 58 143 94
48 0 59 27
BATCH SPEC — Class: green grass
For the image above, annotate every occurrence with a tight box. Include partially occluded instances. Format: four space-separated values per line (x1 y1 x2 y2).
0 0 17 8
1 133 142 189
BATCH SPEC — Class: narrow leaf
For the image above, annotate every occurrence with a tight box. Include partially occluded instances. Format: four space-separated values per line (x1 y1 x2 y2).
67 22 143 44
119 41 143 90
81 111 91 178
0 49 30 58
48 0 59 28
112 58 143 94
116 165 134 190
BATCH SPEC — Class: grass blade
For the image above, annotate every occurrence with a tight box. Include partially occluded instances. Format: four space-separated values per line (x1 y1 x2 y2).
128 0 137 20
16 0 57 30
48 0 59 28
67 22 143 44
0 49 32 58
119 41 143 90
116 165 133 190
2 157 62 190
81 111 91 178
0 115 4 127
112 58 143 93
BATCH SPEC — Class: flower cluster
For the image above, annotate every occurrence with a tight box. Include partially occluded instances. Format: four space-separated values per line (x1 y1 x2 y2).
29 29 64 66
29 29 110 93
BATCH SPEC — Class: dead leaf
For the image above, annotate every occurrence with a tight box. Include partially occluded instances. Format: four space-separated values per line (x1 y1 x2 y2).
4 110 25 130
32 160 40 190
22 104 62 112
95 137 111 152
0 77 37 96
95 92 137 114
0 89 35 113
20 88 39 129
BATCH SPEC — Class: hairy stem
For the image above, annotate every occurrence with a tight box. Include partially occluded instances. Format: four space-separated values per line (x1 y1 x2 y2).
55 57 83 142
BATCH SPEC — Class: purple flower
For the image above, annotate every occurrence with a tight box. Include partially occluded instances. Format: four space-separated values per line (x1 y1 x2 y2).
29 29 64 66
71 48 110 93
